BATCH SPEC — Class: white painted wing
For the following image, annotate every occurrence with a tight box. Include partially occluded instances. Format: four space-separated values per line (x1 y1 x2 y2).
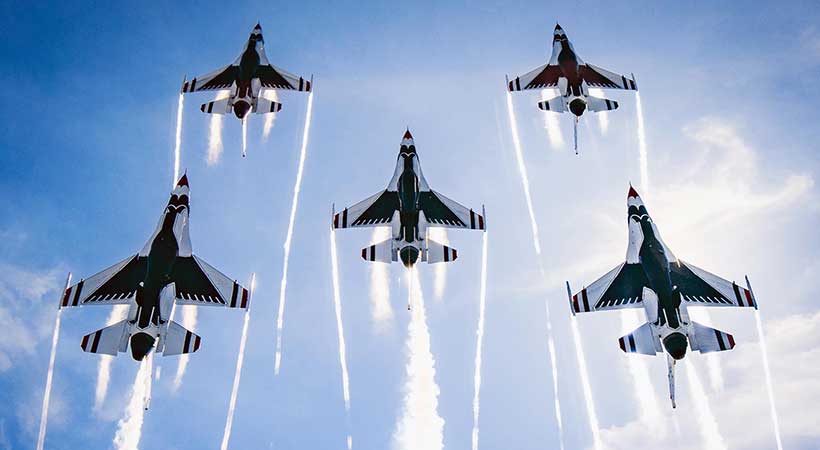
580 63 638 90
420 190 485 230
333 191 399 229
162 320 202 356
508 63 563 91
171 256 250 309
619 322 661 355
689 321 736 353
570 263 648 313
61 255 145 308
672 261 757 308
181 65 239 93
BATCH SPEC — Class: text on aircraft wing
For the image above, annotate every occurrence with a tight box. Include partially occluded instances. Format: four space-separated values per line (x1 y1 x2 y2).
671 261 756 308
579 63 638 90
181 65 240 93
570 263 648 313
419 191 485 230
333 191 399 229
171 256 250 308
61 255 146 308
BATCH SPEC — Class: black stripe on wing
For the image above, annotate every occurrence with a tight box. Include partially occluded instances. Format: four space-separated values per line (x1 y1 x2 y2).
418 192 466 227
171 257 226 305
351 191 399 226
84 256 147 304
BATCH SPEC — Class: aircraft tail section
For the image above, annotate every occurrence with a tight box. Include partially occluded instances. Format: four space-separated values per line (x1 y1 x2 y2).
618 322 661 355
587 96 619 113
425 238 458 264
200 97 231 114
361 238 395 263
254 97 283 114
161 320 202 356
537 96 566 113
689 321 736 353
80 320 130 355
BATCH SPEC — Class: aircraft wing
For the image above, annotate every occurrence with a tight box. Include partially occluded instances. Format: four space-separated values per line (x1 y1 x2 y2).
508 64 563 91
671 261 757 308
579 63 638 90
333 191 399 229
171 256 250 309
61 255 146 308
256 64 312 91
181 65 240 93
570 263 649 314
419 191 485 230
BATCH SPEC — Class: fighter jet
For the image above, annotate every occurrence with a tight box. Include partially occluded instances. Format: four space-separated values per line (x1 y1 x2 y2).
181 23 311 121
332 130 485 296
566 186 759 408
507 24 638 153
60 174 251 364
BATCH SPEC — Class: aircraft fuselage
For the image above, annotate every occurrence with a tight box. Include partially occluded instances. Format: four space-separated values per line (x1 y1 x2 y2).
396 152 422 267
232 37 263 119
555 36 586 116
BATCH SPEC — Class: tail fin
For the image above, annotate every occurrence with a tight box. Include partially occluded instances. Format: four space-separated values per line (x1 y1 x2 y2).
618 322 661 355
425 239 458 264
361 238 395 263
161 321 202 356
200 97 231 114
586 96 619 113
81 320 129 355
689 321 736 353
537 96 566 113
254 98 282 114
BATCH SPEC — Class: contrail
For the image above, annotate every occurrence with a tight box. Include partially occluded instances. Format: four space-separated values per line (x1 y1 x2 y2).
620 309 664 435
754 309 784 450
506 92 565 448
95 305 129 410
539 89 565 150
635 92 649 194
471 233 489 450
588 88 608 135
262 90 279 141
369 228 393 328
274 92 314 375
172 306 198 392
207 113 224 166
684 359 727 450
113 354 152 450
36 274 70 450
392 269 444 450
220 274 256 450
569 317 603 450
241 119 248 158
428 227 449 301
687 308 724 392
330 230 353 449
173 93 184 183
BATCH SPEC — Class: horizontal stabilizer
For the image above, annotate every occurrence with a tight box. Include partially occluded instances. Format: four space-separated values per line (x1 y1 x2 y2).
618 322 661 355
425 239 458 264
537 96 566 113
587 96 619 112
689 321 736 353
81 320 129 355
162 321 202 356
361 238 395 263
255 98 282 114
200 97 231 114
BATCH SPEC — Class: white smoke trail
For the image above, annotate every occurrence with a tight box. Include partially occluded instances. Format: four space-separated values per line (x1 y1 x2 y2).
173 94 184 184
588 88 609 135
754 310 784 450
539 89 565 150
620 309 664 434
505 93 541 255
684 359 727 450
635 92 649 194
274 92 314 375
569 317 603 450
471 233 489 450
506 92 565 448
36 274 70 450
207 114 224 166
220 274 256 450
113 355 152 450
330 231 353 449
262 90 279 141
241 119 248 158
95 305 129 410
172 306 198 392
369 227 393 329
428 228 449 301
392 270 444 450
686 308 724 392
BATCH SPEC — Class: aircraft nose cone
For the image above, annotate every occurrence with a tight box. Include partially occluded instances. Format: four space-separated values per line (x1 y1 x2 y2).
555 23 563 31
399 246 419 268
663 332 688 360
130 332 155 361
403 128 413 140
628 185 640 199
569 98 586 117
233 101 251 119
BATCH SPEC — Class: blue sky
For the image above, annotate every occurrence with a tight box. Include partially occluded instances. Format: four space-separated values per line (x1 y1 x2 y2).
2 1 820 449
